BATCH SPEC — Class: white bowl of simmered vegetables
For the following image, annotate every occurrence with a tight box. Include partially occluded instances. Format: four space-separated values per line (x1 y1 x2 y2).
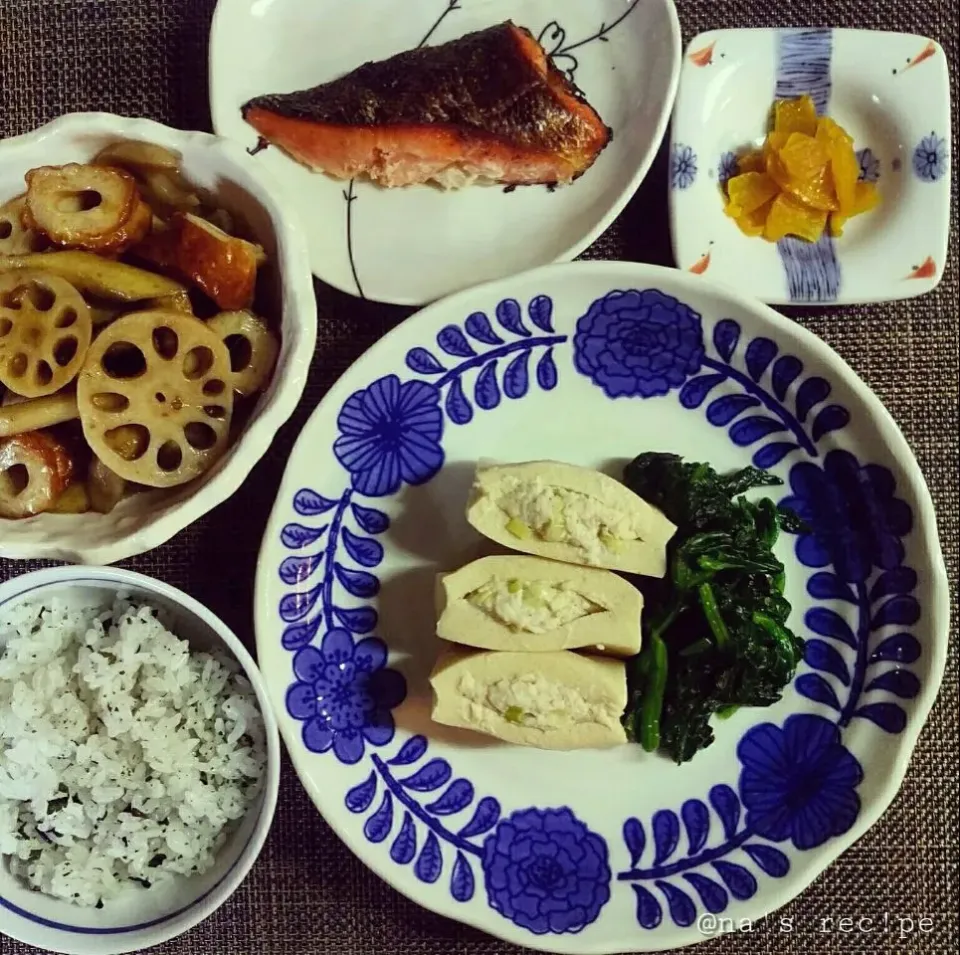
0 112 317 563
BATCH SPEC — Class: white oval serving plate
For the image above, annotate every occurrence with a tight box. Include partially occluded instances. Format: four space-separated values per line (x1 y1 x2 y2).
209 0 681 306
0 112 317 564
254 261 947 952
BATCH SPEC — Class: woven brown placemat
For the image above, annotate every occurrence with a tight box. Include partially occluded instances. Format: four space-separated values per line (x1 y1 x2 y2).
1 1 957 953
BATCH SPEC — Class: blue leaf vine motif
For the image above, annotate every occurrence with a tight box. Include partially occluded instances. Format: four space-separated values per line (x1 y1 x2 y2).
346 738 610 934
614 440 919 934
279 489 391 644
565 289 922 931
279 482 405 764
620 715 862 928
685 318 851 466
782 450 920 734
404 296 567 425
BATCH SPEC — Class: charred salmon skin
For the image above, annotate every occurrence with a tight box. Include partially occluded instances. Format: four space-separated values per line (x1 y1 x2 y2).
241 21 611 189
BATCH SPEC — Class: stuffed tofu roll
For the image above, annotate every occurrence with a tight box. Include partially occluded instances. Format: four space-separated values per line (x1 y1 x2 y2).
465 460 676 577
436 555 641 656
429 645 627 749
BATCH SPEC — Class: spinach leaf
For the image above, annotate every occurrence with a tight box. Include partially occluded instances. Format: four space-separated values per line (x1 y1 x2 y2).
622 452 804 763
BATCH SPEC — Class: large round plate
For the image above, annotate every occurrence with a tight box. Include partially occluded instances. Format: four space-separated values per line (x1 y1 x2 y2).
209 0 681 305
255 262 948 952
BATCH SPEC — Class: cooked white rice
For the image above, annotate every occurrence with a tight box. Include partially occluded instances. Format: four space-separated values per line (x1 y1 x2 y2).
0 593 266 907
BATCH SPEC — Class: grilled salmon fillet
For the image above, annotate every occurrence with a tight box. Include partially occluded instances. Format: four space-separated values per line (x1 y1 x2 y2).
241 21 611 188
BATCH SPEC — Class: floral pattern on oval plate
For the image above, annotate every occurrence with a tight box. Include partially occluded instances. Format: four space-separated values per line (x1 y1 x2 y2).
274 286 924 939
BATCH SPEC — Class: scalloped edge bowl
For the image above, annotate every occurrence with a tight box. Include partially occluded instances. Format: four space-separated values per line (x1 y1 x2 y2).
1 112 317 564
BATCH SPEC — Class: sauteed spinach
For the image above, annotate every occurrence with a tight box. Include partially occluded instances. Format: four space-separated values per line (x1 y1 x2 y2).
622 452 805 763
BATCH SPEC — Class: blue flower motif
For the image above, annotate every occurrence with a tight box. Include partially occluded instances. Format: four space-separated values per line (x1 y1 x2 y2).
781 450 912 582
573 289 705 399
333 373 444 497
482 807 610 935
856 148 880 183
738 714 863 850
671 144 698 189
286 629 406 764
718 151 739 185
912 133 947 182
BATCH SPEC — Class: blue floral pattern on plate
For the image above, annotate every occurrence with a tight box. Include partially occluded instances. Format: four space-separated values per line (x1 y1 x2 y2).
671 144 698 189
718 151 739 185
573 290 704 398
287 630 406 764
781 450 913 583
404 295 566 426
334 374 444 497
912 133 948 182
619 713 861 928
738 715 862 850
856 147 881 183
273 284 925 939
483 808 611 935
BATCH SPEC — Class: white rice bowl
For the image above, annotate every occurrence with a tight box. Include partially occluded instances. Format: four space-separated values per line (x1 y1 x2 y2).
0 593 267 908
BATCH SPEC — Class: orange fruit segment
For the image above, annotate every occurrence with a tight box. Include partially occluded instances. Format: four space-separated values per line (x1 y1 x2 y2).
815 116 854 149
851 180 880 215
776 133 838 211
778 133 829 181
816 117 859 215
721 98 880 243
831 181 881 235
764 193 828 243
787 165 839 212
726 172 780 216
763 130 790 164
765 147 789 189
733 198 776 237
774 95 818 137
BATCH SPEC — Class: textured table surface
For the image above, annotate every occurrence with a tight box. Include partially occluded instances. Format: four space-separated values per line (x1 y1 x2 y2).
1 1 957 953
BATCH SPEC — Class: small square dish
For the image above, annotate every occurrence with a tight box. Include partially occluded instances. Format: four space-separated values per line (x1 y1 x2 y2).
669 28 951 305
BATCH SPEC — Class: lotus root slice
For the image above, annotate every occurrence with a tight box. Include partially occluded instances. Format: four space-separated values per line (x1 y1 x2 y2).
77 310 235 488
206 310 279 396
0 271 93 398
